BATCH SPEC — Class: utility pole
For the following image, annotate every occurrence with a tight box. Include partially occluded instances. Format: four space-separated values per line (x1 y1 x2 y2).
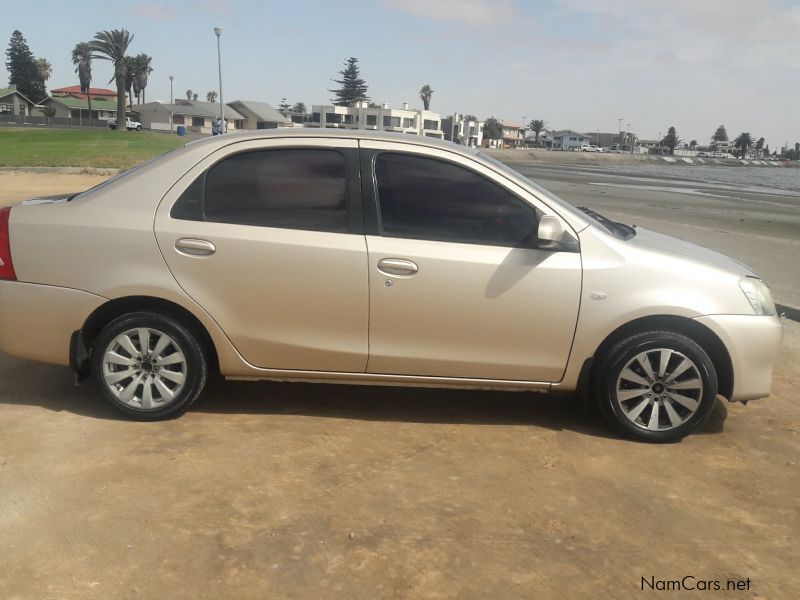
169 75 174 134
626 122 631 152
214 27 224 132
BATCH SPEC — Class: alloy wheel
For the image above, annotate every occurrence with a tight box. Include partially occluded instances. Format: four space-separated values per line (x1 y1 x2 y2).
101 327 187 410
615 348 704 431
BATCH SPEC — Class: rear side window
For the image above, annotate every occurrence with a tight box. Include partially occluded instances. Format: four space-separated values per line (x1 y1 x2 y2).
172 149 348 233
374 153 540 248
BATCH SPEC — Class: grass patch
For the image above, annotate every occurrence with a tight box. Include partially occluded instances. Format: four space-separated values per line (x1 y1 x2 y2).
0 127 186 169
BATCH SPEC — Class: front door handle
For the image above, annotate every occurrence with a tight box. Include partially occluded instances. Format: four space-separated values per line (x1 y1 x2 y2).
175 238 216 257
377 258 418 276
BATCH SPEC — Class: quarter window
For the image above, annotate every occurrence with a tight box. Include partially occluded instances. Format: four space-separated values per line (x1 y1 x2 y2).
172 149 348 233
374 153 540 248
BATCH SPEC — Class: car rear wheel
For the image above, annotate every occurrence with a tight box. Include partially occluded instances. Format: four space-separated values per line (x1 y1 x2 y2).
596 330 718 443
91 312 207 420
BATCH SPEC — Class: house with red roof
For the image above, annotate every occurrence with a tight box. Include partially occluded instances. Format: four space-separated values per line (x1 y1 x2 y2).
51 85 117 102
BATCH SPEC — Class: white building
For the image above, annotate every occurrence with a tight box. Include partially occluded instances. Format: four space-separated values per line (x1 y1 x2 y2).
551 130 591 151
442 113 483 147
306 101 443 138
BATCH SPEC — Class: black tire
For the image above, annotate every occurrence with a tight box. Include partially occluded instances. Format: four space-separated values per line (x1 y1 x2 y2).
91 312 208 420
136 125 141 131
595 330 718 443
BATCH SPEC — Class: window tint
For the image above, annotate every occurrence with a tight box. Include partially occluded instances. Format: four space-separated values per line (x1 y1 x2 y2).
171 173 204 220
375 153 539 247
202 149 348 233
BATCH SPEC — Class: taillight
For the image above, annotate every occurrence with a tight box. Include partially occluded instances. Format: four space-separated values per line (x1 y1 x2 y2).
0 206 16 281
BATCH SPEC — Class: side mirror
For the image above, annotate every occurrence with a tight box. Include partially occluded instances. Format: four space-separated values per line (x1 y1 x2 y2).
537 215 566 243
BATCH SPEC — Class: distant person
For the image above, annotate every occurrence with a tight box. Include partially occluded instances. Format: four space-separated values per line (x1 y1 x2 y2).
211 118 220 136
222 118 228 134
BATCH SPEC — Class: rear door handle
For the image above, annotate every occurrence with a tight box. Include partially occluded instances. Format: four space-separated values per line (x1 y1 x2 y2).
175 238 216 256
377 258 418 276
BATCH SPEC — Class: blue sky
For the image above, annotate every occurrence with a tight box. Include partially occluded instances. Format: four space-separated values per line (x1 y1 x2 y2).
4 0 800 148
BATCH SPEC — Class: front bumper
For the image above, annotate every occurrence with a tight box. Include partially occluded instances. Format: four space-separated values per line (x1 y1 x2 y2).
694 314 783 402
0 280 105 366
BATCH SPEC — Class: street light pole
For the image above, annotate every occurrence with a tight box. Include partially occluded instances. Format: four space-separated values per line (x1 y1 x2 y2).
214 27 224 132
626 122 632 153
169 75 174 134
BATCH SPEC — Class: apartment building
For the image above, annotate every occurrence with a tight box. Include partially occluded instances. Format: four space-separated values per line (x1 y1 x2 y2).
306 101 443 138
441 113 484 147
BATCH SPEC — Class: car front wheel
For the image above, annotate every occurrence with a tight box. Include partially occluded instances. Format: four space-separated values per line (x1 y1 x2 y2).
596 330 718 443
91 312 208 420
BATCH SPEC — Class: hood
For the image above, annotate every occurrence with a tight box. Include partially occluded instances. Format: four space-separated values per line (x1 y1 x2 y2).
627 227 756 277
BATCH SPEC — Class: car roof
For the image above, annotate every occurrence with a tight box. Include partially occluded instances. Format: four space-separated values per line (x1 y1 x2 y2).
183 127 481 157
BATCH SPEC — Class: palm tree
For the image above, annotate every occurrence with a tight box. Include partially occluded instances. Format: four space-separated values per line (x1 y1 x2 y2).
72 42 93 126
133 54 152 103
192 93 198 101
755 137 765 159
35 58 52 84
89 29 134 130
419 84 433 110
207 90 217 103
122 55 137 110
689 139 698 150
185 89 193 100
734 132 754 159
528 119 547 146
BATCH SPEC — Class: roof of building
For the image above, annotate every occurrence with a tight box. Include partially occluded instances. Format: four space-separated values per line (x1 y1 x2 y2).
228 100 291 124
551 130 589 137
51 85 116 96
0 86 36 104
167 100 245 119
45 96 118 111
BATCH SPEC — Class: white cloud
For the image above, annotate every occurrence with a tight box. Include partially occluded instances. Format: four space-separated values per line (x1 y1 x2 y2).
382 0 518 26
132 2 178 21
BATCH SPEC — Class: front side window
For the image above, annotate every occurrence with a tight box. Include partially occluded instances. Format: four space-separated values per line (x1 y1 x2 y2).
173 149 348 233
366 115 377 126
374 153 540 248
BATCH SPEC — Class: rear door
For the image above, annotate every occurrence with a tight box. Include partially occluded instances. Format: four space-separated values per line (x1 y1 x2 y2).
361 141 582 382
154 138 369 373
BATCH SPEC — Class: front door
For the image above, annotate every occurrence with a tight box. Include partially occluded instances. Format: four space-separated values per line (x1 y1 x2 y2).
155 139 369 372
362 145 582 382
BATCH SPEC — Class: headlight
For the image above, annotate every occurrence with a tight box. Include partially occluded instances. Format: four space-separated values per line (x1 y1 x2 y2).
739 277 776 316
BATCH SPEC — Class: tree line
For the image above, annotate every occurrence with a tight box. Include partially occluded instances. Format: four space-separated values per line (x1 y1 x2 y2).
5 28 153 130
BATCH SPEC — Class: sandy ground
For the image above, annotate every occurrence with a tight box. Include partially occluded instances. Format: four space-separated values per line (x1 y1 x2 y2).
1 171 799 598
0 171 109 206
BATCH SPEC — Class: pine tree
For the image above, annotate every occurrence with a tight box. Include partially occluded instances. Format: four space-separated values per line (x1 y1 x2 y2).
483 117 502 140
5 30 46 101
329 57 369 106
712 125 728 142
661 126 681 155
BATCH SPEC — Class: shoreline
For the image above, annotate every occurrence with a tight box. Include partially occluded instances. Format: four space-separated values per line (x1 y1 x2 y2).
485 148 798 168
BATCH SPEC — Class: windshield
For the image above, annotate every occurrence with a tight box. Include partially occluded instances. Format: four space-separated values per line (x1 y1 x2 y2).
477 152 636 240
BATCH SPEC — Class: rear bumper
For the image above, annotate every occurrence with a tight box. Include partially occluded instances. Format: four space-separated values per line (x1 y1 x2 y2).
0 281 105 366
694 314 783 402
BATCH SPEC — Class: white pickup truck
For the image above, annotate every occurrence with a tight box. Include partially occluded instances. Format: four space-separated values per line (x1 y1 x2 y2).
107 116 142 131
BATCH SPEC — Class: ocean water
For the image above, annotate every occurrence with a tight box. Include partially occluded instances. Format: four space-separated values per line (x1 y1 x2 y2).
587 163 800 196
